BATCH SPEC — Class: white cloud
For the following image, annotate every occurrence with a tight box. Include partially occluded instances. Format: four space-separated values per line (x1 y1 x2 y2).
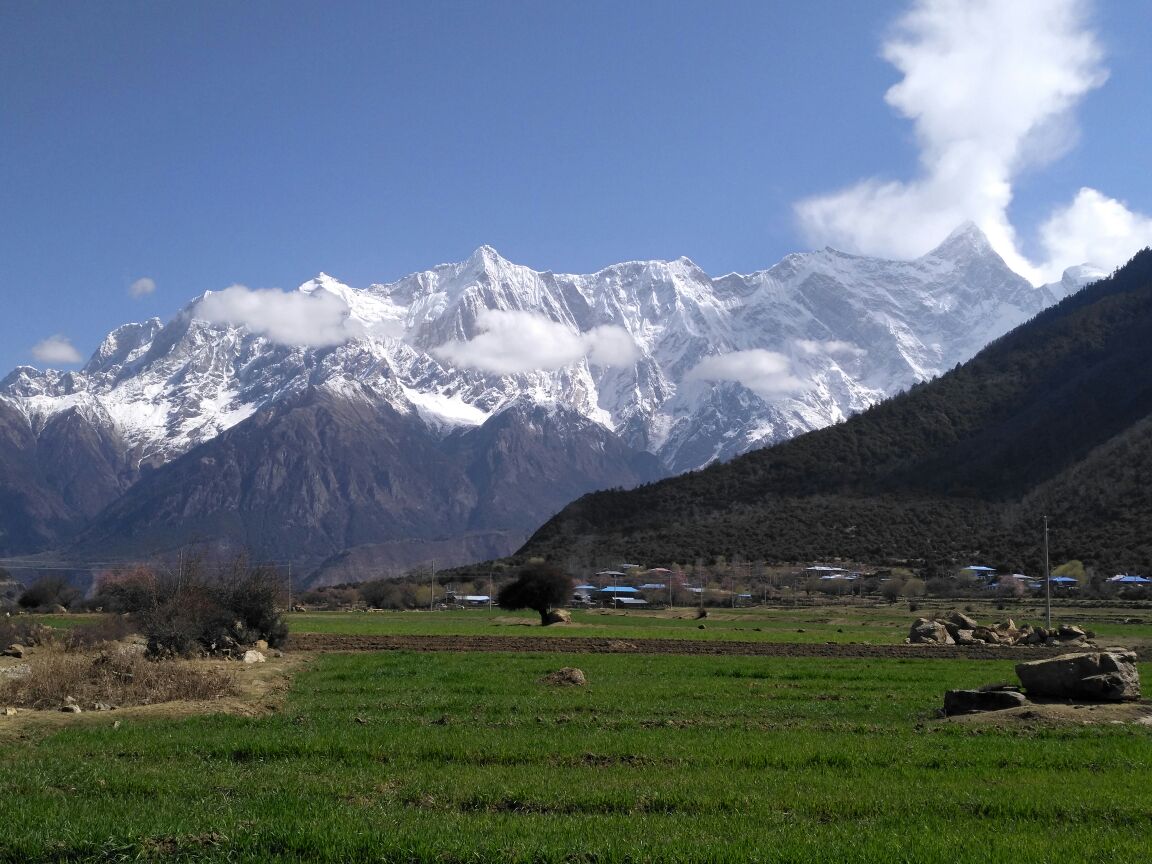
1039 188 1152 277
31 334 83 365
685 349 804 399
796 339 866 358
795 0 1152 283
128 276 156 298
195 285 363 347
433 310 639 374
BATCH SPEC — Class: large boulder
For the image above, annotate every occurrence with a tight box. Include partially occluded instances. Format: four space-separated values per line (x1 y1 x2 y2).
909 618 954 645
1015 651 1140 701
943 688 1028 715
948 611 980 630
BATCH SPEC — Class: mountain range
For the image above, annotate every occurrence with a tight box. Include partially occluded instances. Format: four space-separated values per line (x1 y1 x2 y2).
0 225 1100 580
519 248 1152 576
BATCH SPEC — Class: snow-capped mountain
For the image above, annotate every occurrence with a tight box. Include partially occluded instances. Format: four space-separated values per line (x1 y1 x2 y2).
0 224 1102 572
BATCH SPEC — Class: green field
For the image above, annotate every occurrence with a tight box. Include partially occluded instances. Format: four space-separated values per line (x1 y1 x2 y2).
3 639 1152 862
284 600 1152 649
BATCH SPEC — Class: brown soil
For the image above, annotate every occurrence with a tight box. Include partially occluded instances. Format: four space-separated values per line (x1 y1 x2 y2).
286 632 1098 661
944 699 1152 727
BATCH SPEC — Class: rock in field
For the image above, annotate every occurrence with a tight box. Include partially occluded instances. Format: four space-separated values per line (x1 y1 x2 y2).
943 688 1028 715
242 650 266 664
1015 651 1140 701
543 609 572 625
909 618 954 644
948 611 980 630
540 667 587 686
3 644 25 658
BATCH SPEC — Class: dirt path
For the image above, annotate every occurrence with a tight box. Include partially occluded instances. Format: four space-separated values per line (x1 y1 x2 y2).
287 633 1081 661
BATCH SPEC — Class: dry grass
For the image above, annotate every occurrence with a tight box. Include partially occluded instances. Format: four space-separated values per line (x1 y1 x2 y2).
0 617 56 648
0 647 237 710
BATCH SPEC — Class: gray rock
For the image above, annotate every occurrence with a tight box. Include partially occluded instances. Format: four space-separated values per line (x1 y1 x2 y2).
1016 651 1141 701
948 611 980 630
944 689 1028 715
242 650 266 664
540 667 587 686
3 644 25 659
909 618 954 645
60 703 82 714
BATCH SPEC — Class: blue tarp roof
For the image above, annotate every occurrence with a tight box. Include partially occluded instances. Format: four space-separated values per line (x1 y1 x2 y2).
1110 575 1152 584
962 565 997 572
600 586 639 593
574 585 598 591
612 597 648 605
1049 576 1078 583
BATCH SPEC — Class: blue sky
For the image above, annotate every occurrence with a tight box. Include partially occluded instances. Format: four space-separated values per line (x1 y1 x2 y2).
2 0 1150 375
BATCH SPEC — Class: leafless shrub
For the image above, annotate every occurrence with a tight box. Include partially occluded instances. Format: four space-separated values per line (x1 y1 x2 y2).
0 649 237 710
62 615 134 653
0 617 56 648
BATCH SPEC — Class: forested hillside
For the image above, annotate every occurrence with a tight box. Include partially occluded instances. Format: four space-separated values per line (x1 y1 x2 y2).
521 249 1152 573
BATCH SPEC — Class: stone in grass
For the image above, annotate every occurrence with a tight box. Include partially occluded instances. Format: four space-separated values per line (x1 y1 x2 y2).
3 644 25 659
2 707 17 716
947 611 981 630
943 688 1028 715
908 618 954 645
1016 651 1140 701
540 667 587 687
242 650 266 664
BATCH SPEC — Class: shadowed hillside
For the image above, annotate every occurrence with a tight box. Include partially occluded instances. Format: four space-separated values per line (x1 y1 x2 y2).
520 249 1152 573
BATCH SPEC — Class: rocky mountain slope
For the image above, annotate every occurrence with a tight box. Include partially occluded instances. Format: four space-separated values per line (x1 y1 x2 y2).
518 249 1152 574
0 225 1099 573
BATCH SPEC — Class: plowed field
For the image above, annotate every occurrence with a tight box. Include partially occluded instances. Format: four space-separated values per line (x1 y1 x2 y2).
287 632 1070 660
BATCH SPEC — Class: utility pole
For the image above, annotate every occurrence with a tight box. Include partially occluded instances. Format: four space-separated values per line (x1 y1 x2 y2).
1044 516 1052 629
287 561 292 612
429 559 435 612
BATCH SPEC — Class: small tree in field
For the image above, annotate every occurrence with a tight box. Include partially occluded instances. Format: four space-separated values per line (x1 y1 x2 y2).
497 562 572 625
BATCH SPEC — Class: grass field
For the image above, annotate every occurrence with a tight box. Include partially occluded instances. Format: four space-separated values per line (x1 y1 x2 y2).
3 640 1152 862
282 599 1152 649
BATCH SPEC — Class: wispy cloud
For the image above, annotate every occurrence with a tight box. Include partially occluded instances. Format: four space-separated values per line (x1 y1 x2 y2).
795 0 1152 283
195 285 364 347
31 334 83 365
795 339 866 358
433 310 638 374
128 276 156 298
685 349 804 399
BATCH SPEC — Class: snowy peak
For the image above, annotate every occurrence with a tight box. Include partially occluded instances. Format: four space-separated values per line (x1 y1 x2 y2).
923 221 998 262
2 223 1068 479
83 319 164 378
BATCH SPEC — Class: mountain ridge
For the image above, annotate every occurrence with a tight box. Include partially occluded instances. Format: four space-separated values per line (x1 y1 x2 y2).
518 248 1152 574
0 228 1104 571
